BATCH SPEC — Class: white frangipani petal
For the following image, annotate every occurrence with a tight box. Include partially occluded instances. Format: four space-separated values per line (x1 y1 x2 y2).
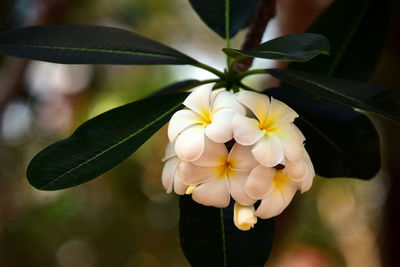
286 158 308 182
265 97 298 126
174 170 188 195
232 113 264 145
236 90 270 123
252 134 284 167
254 188 295 219
205 109 236 143
228 170 257 206
210 88 225 104
179 161 219 185
174 124 205 161
193 137 228 167
162 87 314 226
183 85 212 116
245 165 275 199
234 203 257 231
192 177 231 208
212 90 245 114
161 157 179 194
162 142 176 162
229 143 258 171
275 124 305 162
255 173 298 219
168 109 201 143
300 151 315 193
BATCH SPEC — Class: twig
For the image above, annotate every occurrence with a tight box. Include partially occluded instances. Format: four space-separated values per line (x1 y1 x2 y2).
233 0 277 73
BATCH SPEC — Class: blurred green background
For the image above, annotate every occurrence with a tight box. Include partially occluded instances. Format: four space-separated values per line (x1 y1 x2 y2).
0 0 398 266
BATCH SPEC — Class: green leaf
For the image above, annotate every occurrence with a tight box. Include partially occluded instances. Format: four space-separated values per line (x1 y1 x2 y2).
267 69 400 124
266 86 380 180
27 93 188 190
0 25 196 65
180 196 274 267
223 33 330 61
151 79 200 96
188 0 261 39
290 0 390 79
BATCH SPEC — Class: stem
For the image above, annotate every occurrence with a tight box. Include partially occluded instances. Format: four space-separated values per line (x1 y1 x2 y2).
225 0 231 49
192 62 225 79
237 69 268 80
225 0 232 67
232 0 277 73
238 81 259 92
184 79 221 91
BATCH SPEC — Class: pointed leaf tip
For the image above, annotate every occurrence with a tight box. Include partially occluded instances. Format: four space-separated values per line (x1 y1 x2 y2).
27 93 188 190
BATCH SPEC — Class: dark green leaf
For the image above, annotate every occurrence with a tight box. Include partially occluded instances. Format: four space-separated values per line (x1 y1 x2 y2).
188 0 261 39
266 86 381 179
151 79 200 96
0 25 196 65
273 0 392 180
267 69 400 124
290 0 391 79
223 33 330 61
27 93 188 190
180 196 274 267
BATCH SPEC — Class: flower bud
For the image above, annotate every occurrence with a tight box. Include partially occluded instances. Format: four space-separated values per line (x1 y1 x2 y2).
233 202 257 231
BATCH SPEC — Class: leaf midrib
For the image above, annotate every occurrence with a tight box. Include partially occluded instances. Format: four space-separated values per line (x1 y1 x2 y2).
10 44 185 60
41 101 183 189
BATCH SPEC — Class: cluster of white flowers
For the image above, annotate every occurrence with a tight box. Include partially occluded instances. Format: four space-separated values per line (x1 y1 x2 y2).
161 86 315 231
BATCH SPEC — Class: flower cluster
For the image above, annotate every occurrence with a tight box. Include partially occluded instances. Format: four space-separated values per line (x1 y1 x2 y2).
161 86 315 230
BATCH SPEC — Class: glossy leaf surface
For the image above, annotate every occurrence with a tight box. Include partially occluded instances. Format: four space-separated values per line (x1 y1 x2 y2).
188 0 260 39
266 86 381 179
290 0 390 79
223 33 330 61
152 79 200 96
180 196 274 267
0 25 195 65
267 69 400 124
27 93 188 190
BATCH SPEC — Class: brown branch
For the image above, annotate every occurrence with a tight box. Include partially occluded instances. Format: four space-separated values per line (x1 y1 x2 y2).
233 0 277 73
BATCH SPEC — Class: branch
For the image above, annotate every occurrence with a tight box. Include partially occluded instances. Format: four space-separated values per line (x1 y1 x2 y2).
233 0 277 73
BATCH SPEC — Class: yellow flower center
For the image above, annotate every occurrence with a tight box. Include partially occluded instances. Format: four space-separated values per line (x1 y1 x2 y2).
258 120 275 133
198 110 212 127
272 171 289 189
213 158 236 180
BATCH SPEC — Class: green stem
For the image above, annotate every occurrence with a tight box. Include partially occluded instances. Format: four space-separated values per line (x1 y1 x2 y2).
192 62 225 79
236 68 268 80
238 81 259 92
189 79 221 90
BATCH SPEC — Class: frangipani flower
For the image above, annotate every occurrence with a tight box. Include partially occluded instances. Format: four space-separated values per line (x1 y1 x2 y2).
245 150 315 219
233 91 305 167
168 86 244 161
179 138 257 208
233 202 257 231
161 143 187 195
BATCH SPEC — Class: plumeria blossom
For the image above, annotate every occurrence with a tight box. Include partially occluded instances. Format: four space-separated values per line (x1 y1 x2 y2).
245 150 315 219
162 87 315 230
168 86 245 161
161 143 187 195
179 138 257 208
233 202 257 231
232 90 305 167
